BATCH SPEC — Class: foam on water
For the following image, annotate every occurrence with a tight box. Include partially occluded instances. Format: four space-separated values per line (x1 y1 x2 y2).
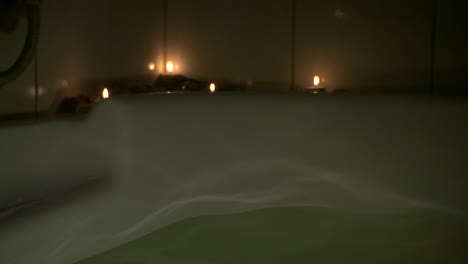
1 95 467 264
76 206 468 264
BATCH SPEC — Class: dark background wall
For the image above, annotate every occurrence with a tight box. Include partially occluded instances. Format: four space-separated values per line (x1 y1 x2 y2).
167 0 292 90
0 0 467 115
0 17 35 114
295 0 433 92
434 0 468 93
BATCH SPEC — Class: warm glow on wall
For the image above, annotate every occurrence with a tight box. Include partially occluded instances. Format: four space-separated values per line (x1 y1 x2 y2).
148 62 155 71
166 61 174 73
313 75 321 86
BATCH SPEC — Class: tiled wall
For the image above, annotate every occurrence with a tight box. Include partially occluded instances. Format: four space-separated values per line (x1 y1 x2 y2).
167 0 292 90
0 0 165 115
0 0 466 115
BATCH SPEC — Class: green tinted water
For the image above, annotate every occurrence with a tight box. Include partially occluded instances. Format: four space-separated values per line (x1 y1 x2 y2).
77 206 468 264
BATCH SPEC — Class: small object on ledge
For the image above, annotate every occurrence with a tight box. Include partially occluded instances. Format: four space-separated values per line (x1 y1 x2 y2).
303 87 327 94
